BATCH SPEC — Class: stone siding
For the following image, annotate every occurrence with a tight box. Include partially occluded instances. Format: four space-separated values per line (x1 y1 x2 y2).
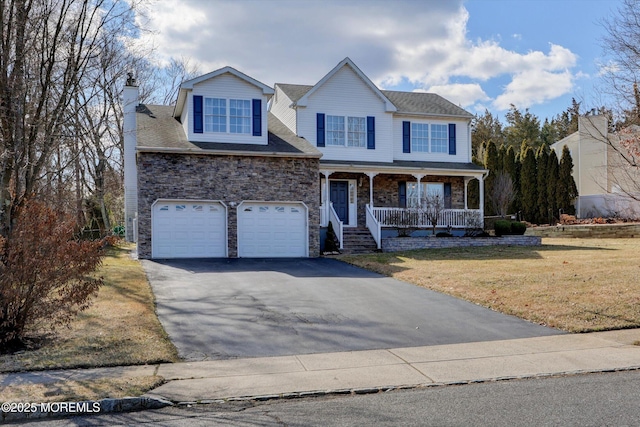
382 235 541 252
137 153 319 258
525 223 640 238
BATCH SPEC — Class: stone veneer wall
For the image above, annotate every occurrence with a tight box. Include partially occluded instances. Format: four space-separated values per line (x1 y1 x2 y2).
137 153 320 258
382 235 541 252
525 223 640 238
327 173 465 226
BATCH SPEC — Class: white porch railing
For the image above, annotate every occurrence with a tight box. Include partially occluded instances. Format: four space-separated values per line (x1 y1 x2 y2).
328 202 344 250
372 207 482 229
365 204 381 249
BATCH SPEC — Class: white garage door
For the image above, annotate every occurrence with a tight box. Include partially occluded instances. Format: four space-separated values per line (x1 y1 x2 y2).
238 202 307 257
152 201 227 258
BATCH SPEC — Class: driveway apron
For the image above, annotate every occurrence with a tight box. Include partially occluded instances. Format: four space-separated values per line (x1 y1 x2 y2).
142 258 562 361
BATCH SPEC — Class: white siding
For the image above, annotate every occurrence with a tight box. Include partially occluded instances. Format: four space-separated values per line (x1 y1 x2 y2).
296 65 394 163
186 73 269 145
392 116 471 163
270 85 297 133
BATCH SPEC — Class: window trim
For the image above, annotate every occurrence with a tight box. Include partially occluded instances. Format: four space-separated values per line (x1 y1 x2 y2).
408 121 452 154
324 114 368 148
202 96 252 135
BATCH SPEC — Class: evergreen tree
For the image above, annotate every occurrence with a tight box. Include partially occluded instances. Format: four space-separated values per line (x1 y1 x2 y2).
504 104 541 150
503 145 519 214
547 149 560 222
540 118 559 146
471 109 504 159
535 144 550 224
519 146 538 222
558 145 579 215
483 141 500 215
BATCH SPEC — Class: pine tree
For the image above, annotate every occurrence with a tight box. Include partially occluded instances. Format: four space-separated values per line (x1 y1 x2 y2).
535 144 550 224
503 145 519 214
547 149 560 222
558 145 579 215
483 141 500 215
519 146 538 222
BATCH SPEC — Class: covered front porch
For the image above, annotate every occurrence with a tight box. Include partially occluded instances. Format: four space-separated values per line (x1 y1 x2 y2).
318 160 488 250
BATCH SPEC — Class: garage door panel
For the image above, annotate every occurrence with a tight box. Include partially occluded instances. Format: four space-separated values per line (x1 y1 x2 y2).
238 202 307 258
153 201 227 258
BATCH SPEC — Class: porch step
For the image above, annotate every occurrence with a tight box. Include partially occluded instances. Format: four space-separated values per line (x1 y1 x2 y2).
341 228 379 255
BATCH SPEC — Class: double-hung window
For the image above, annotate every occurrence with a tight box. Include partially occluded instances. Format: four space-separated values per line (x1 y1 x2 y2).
347 117 366 147
204 98 226 133
326 115 345 146
410 123 448 153
326 115 366 147
203 98 251 134
411 123 429 152
229 99 251 134
430 124 448 153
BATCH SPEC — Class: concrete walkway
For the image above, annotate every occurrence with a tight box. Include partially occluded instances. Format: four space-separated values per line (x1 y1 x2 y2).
2 330 639 405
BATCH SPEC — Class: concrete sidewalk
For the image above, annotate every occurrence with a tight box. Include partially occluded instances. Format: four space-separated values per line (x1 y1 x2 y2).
3 329 639 405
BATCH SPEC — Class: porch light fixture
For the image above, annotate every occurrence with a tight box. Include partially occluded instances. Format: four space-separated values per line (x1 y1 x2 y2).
358 177 363 187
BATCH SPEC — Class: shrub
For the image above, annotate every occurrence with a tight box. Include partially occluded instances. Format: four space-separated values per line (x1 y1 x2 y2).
510 221 527 235
436 232 453 237
0 201 105 349
494 220 512 237
324 222 340 252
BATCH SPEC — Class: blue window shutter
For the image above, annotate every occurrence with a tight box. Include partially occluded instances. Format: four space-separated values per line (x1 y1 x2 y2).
402 121 411 153
444 183 452 209
252 99 262 136
448 123 456 155
398 182 407 208
367 116 375 149
193 95 203 134
317 113 325 147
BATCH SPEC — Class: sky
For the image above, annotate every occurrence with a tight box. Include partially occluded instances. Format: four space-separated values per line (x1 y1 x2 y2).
135 0 622 123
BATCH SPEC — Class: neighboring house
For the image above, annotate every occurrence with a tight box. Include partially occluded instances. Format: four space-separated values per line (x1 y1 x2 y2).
124 58 487 259
551 115 640 219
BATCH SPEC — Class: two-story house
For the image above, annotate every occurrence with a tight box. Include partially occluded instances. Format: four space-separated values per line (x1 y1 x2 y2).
124 58 487 259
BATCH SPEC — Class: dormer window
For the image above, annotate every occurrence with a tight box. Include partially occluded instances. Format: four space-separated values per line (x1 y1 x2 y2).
205 98 226 132
202 97 251 134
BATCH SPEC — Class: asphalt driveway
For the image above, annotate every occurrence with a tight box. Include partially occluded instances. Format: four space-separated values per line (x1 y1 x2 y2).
142 258 562 361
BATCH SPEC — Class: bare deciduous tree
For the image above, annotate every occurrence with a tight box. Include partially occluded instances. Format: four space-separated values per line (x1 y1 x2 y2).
488 171 516 218
0 0 141 237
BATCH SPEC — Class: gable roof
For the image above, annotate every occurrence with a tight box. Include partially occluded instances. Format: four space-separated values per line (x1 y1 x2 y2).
174 66 274 118
292 57 397 112
277 83 473 119
138 104 320 158
381 90 473 119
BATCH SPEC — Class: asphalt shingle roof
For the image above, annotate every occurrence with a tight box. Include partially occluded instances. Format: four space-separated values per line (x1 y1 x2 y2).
136 104 321 157
276 84 473 118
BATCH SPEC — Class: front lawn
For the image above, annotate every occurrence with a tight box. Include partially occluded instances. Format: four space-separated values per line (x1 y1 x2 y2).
341 238 640 333
0 243 178 373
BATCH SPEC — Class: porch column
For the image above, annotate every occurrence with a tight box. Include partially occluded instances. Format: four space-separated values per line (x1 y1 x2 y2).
412 174 425 205
320 170 333 225
366 172 378 207
464 177 471 210
479 173 486 219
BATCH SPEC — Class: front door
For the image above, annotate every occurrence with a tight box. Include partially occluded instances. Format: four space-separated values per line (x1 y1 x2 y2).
330 181 349 223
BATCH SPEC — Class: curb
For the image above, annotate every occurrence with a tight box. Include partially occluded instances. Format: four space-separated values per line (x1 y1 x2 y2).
0 396 173 423
163 365 640 406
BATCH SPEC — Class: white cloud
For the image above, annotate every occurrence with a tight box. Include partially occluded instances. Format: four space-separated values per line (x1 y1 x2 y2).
132 0 580 112
493 69 574 110
422 83 490 108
